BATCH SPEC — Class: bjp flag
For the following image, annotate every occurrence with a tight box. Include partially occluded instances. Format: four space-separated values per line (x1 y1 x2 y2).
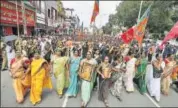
135 4 152 46
90 0 99 24
121 27 134 44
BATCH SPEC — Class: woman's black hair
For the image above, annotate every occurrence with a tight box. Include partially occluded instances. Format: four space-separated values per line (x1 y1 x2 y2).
155 53 161 59
167 53 171 58
73 49 80 56
128 50 133 56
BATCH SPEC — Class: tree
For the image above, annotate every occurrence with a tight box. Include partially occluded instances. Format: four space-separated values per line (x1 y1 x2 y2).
57 0 65 16
103 1 178 39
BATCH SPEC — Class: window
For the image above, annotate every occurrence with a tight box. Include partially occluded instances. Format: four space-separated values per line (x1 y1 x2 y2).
48 9 50 18
51 7 53 19
41 1 45 13
55 10 57 20
39 0 41 13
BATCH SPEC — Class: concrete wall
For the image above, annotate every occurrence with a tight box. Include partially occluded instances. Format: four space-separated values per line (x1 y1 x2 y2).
32 0 46 29
45 1 58 28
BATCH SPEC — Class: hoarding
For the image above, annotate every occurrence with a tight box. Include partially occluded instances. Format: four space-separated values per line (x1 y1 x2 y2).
0 1 35 26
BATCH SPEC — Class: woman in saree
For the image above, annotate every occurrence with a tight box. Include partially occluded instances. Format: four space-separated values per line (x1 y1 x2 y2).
171 53 178 81
30 52 53 105
110 56 126 102
97 56 117 107
79 51 97 107
65 50 82 97
62 50 82 107
146 53 164 102
134 52 148 94
123 51 137 93
171 64 178 92
10 51 31 103
171 54 178 92
51 49 69 98
161 54 176 96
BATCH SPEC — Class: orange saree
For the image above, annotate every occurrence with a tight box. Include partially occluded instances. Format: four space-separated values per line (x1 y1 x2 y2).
10 57 31 103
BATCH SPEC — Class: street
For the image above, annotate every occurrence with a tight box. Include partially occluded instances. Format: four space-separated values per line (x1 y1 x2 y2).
1 70 177 107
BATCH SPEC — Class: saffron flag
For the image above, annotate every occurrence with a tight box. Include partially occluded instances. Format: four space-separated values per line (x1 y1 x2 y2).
135 4 152 46
121 27 134 44
159 21 178 49
90 0 99 24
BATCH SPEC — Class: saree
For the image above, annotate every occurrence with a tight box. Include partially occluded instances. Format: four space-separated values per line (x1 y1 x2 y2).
98 63 112 102
66 57 82 97
11 57 31 103
110 63 125 99
81 58 97 106
171 66 178 81
123 57 137 92
30 58 53 105
135 58 148 94
53 56 69 95
145 61 165 102
161 61 175 95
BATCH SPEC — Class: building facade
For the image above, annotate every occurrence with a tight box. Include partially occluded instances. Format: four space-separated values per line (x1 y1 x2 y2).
0 0 36 36
31 0 46 30
45 1 58 32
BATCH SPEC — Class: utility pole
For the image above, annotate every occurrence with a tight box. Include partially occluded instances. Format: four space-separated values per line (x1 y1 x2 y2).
137 1 143 23
16 0 20 37
21 1 27 36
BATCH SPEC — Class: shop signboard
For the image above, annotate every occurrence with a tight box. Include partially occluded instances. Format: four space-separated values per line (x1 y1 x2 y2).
0 1 35 26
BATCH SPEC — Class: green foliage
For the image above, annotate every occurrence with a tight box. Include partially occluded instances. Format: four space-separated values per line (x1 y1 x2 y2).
102 1 178 39
57 0 65 15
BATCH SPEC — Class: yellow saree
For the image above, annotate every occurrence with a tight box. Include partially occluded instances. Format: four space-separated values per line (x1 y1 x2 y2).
30 58 53 105
162 61 175 95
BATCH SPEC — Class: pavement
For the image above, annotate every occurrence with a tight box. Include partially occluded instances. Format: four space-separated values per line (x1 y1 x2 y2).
1 70 178 107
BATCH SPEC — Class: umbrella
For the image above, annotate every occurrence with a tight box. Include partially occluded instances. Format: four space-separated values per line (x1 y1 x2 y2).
2 35 18 42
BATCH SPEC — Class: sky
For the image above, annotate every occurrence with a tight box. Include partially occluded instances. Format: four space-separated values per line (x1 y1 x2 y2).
62 1 121 28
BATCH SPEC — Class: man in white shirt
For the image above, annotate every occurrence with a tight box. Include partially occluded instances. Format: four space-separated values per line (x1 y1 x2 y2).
40 38 46 57
5 42 15 69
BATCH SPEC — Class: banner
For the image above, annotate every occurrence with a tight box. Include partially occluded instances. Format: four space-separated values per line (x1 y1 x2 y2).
0 1 35 26
160 21 178 49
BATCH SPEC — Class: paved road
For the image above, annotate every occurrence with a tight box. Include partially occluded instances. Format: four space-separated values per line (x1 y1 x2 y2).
1 70 178 107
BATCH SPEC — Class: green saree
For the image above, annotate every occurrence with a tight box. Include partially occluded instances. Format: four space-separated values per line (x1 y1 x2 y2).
135 58 148 94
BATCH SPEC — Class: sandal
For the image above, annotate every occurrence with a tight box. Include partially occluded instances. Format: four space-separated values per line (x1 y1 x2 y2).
116 96 122 102
81 102 85 108
104 100 109 107
59 95 63 99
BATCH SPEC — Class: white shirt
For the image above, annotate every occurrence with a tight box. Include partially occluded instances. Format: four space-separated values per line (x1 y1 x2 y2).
5 45 15 59
40 41 46 57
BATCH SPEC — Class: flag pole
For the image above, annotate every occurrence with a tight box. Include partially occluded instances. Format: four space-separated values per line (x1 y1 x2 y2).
137 1 143 23
21 1 27 37
93 21 96 36
137 1 143 54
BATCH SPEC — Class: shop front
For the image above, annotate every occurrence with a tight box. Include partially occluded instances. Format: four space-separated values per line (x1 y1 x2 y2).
0 1 35 36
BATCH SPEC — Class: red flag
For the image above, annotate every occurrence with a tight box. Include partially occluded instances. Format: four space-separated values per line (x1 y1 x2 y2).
121 27 134 44
90 0 99 24
160 21 178 49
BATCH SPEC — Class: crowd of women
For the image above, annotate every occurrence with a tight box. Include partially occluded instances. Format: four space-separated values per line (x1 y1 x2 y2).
1 35 178 107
